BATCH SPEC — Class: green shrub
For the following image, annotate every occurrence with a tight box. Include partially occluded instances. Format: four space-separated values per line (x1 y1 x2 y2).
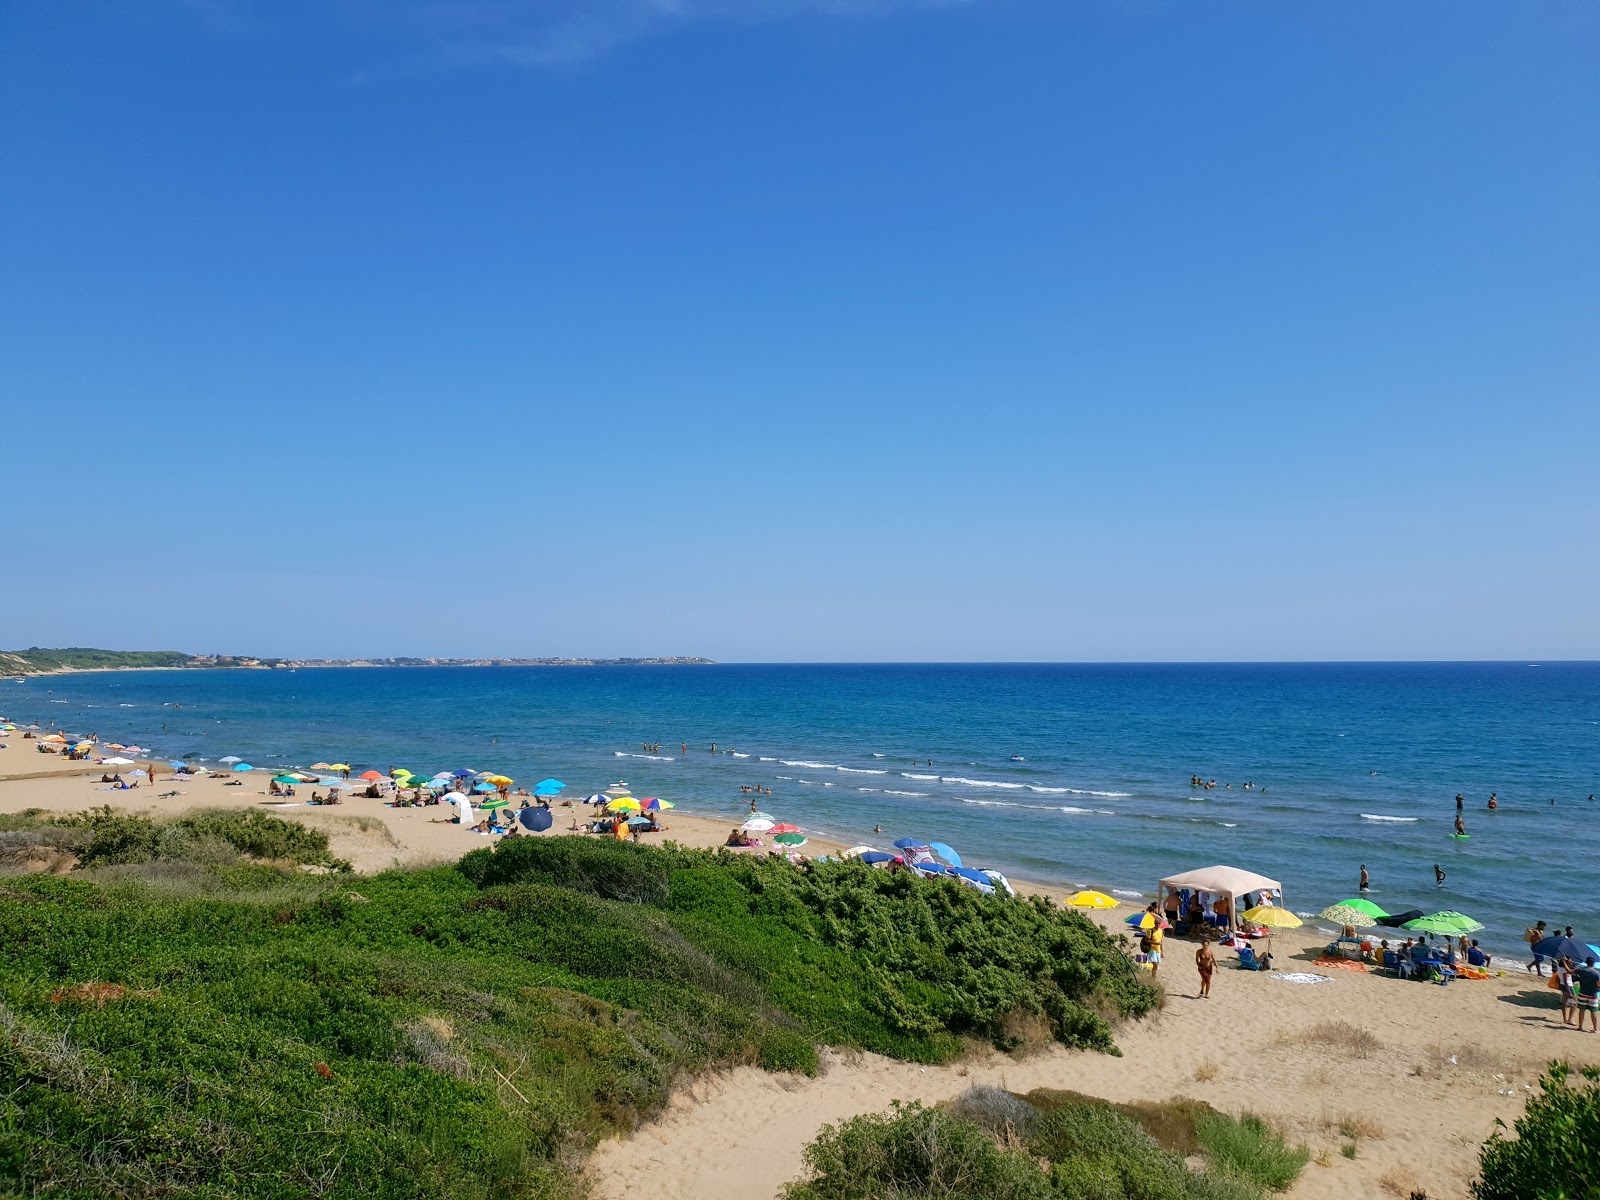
782 1102 1054 1200
48 806 350 872
1192 1111 1308 1192
1473 1061 1600 1200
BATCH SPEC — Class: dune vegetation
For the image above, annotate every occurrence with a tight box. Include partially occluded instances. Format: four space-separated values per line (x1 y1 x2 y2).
0 812 1158 1198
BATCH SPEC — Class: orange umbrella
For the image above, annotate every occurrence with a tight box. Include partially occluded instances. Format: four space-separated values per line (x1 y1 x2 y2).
358 770 382 782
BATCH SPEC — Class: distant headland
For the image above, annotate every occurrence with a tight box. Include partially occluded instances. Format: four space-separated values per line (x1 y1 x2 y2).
0 647 715 676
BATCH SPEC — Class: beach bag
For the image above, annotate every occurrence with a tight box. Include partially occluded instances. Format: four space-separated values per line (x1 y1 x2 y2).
1139 934 1152 954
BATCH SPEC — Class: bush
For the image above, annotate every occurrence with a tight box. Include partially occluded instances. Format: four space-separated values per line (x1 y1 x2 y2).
948 1084 1041 1139
782 1102 1054 1200
1192 1111 1308 1192
1473 1061 1600 1200
48 806 350 872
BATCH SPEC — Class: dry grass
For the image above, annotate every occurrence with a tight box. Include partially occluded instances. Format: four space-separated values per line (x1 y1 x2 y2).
1379 1166 1424 1197
1322 1111 1384 1141
1193 1058 1219 1082
1281 1020 1382 1058
1425 1042 1528 1078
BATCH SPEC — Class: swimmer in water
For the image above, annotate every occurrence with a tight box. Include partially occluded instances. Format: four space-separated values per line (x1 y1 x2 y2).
1434 863 1447 886
1487 794 1498 810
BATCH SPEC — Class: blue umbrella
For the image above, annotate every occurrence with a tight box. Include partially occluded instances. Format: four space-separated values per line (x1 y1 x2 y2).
1532 935 1591 963
535 778 565 790
233 763 254 772
893 838 929 850
627 816 653 828
928 841 962 868
912 862 949 877
452 769 475 778
951 867 996 893
859 851 899 865
533 784 563 796
518 807 553 832
168 761 188 770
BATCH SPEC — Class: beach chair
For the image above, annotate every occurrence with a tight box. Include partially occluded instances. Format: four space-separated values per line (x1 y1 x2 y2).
1236 946 1260 971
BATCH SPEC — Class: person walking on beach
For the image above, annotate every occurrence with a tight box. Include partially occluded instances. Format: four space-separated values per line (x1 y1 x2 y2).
1196 942 1215 998
1526 920 1550 975
1359 864 1369 892
1556 958 1578 1025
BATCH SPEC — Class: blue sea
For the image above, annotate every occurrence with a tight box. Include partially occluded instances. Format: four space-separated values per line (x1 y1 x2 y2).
7 662 1597 957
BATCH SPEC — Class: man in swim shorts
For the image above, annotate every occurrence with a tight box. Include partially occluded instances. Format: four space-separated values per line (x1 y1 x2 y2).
1574 957 1600 1033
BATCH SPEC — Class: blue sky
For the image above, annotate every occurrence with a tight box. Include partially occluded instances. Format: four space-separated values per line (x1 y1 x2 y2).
3 1 1596 661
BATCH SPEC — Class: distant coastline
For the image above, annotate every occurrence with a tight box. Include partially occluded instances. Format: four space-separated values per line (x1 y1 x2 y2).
1 647 715 677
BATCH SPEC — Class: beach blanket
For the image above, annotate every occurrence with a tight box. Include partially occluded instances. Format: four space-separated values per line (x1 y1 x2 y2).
1313 957 1369 973
1269 972 1330 985
1456 967 1490 980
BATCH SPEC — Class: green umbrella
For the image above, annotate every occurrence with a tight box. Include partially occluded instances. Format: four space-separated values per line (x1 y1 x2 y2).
1333 897 1389 919
1403 910 1483 935
477 796 510 810
1318 904 1381 927
772 832 807 846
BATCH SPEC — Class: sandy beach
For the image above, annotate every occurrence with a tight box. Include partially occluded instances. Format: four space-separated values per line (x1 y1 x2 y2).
0 766 1593 1199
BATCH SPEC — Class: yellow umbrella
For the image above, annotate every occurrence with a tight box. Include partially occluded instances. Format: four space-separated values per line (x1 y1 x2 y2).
1067 890 1120 909
606 797 641 813
1242 905 1302 929
329 763 351 771
485 775 514 786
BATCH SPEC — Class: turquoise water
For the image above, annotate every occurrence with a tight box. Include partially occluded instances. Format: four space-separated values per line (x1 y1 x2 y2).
7 662 1597 956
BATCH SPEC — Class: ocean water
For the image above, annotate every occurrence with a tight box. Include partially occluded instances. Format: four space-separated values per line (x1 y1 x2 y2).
7 662 1597 957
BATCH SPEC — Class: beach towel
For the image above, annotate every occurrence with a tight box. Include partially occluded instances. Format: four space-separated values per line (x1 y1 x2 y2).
1269 972 1330 985
1313 957 1369 973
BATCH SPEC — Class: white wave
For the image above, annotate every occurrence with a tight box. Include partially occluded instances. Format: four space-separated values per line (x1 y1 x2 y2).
902 773 939 780
781 760 840 769
775 775 793 781
1361 814 1420 823
943 776 1025 789
614 752 675 761
836 767 887 775
758 757 777 762
871 753 886 758
1221 822 1239 828
856 787 879 793
119 703 136 707
884 790 930 797
1111 889 1144 898
1026 785 1133 798
731 752 750 758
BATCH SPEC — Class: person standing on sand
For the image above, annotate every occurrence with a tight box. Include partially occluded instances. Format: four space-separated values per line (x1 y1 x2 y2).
1360 864 1369 891
1145 923 1164 976
1526 920 1550 974
1575 957 1600 1033
1196 942 1215 998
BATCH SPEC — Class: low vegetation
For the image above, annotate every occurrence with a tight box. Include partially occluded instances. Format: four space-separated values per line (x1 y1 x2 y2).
0 817 1158 1197
784 1087 1310 1200
1472 1061 1600 1200
0 646 199 674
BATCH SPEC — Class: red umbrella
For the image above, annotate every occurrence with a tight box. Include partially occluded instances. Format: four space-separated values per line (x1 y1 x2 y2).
770 823 802 834
358 770 382 782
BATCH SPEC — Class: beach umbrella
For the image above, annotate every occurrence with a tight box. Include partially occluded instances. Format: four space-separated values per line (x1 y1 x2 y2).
951 867 997 893
1126 911 1159 930
432 771 455 781
1318 904 1381 927
1531 935 1588 963
234 763 255 772
443 790 468 804
271 775 300 785
627 816 653 828
859 851 899 865
1067 891 1120 909
452 769 476 778
1242 905 1303 929
473 782 498 794
485 775 513 787
741 818 774 831
391 768 414 779
535 778 564 790
518 807 553 832
219 755 242 764
642 798 673 811
746 811 774 821
840 846 875 858
106 743 125 750
928 841 963 868
771 824 803 835
168 761 188 769
478 796 509 810
533 783 563 797
583 793 608 805
893 838 928 850
1333 897 1389 919
773 832 807 846
1403 911 1483 936
329 763 351 771
913 861 949 876
102 756 135 766
129 768 147 778
607 798 641 813
124 745 146 754
311 762 333 770
359 770 382 782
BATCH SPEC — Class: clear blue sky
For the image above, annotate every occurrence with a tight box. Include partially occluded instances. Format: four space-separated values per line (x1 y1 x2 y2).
3 2 1596 662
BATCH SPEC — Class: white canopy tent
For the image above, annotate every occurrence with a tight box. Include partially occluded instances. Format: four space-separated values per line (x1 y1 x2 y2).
1158 865 1282 930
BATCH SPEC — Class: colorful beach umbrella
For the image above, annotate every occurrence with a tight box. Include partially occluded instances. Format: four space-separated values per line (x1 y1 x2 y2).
741 818 775 831
271 775 300 785
1126 911 1159 930
607 798 641 812
1403 911 1483 935
1333 897 1390 919
773 832 807 846
1242 905 1303 929
311 762 333 770
642 798 673 810
1067 891 1120 909
771 824 803 835
746 811 774 822
1318 904 1381 928
583 793 608 805
478 796 509 810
